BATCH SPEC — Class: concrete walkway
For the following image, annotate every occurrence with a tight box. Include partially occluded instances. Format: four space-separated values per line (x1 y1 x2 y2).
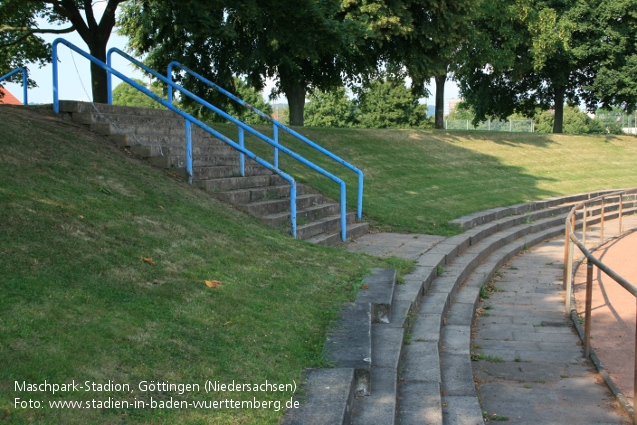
472 238 629 424
347 219 635 424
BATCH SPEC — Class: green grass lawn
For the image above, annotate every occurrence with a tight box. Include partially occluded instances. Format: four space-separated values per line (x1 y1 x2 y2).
233 124 637 235
0 105 409 425
2 104 637 424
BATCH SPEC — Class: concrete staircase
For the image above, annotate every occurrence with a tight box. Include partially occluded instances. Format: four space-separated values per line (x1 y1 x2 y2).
58 101 369 245
280 191 637 425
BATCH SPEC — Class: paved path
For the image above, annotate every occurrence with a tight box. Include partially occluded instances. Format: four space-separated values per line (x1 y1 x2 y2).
347 220 635 424
473 238 629 424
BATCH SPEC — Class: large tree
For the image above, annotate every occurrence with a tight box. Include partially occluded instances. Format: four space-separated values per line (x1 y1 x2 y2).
390 0 477 129
574 0 637 113
0 0 127 103
453 0 637 134
119 0 375 126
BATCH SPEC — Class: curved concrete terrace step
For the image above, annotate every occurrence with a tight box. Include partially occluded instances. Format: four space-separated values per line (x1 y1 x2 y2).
283 191 637 425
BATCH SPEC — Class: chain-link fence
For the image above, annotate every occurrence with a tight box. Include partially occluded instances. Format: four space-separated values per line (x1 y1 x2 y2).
445 119 534 133
595 112 637 134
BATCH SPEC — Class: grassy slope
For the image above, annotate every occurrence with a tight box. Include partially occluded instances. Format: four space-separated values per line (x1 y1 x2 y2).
234 125 637 235
0 106 409 425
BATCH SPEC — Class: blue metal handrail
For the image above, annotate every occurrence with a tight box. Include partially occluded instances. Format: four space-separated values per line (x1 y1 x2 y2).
0 67 28 105
108 48 349 241
52 38 298 238
167 61 364 221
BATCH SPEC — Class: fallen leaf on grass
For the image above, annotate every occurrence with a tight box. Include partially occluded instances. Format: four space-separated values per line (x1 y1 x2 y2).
78 215 84 219
205 280 222 288
223 321 233 326
140 257 155 265
158 205 164 210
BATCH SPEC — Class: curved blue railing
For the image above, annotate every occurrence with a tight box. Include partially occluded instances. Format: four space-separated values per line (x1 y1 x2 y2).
52 38 298 238
167 61 364 221
0 67 28 105
108 48 350 241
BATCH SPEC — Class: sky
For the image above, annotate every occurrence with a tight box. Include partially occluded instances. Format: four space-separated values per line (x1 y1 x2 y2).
2 6 461 113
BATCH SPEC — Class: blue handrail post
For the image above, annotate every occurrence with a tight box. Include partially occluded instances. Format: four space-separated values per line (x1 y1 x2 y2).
238 127 245 177
273 125 279 169
290 184 297 238
340 183 347 241
185 119 193 183
357 173 364 220
106 53 113 104
0 67 28 105
167 62 175 104
53 43 60 113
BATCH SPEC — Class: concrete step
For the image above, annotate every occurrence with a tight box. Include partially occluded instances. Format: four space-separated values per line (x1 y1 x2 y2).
296 212 356 240
70 111 185 126
280 368 357 425
112 132 226 148
58 100 369 247
130 144 237 159
193 164 271 180
211 184 314 204
357 268 397 324
236 193 324 216
323 301 372 397
387 198 609 425
59 100 178 118
148 154 249 169
195 175 286 192
351 326 404 425
260 203 341 228
449 190 622 231
306 221 370 245
90 122 202 138
292 268 397 423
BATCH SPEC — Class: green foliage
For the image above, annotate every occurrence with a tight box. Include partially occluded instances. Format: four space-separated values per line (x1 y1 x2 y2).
456 0 637 134
356 78 431 129
534 106 605 134
304 87 358 128
1 0 127 102
0 0 55 91
118 0 373 126
111 79 167 109
234 78 273 126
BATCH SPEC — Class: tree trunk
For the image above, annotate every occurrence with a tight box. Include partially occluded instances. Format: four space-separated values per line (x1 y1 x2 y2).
435 73 446 129
280 75 306 127
88 41 109 104
552 87 565 134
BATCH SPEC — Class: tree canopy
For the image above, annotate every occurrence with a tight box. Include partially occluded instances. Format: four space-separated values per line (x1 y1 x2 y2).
0 0 126 103
118 0 376 126
454 0 637 133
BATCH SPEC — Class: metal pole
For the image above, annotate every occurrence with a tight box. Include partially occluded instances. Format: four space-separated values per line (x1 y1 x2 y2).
273 125 279 170
238 127 245 177
565 239 574 312
563 220 570 284
619 195 623 234
185 119 193 184
584 260 593 357
563 220 571 285
21 68 28 105
601 198 605 242
583 205 588 246
634 298 637 425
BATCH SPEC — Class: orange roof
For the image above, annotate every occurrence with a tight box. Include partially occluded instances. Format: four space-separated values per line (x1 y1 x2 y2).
0 87 22 105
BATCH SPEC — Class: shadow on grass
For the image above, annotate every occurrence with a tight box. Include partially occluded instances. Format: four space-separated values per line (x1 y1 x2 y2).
237 126 560 235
